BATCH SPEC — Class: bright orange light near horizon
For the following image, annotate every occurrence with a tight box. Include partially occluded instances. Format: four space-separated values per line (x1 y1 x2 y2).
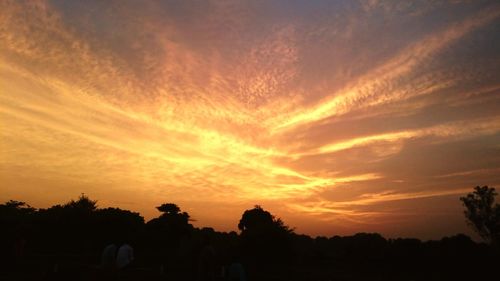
1 0 500 240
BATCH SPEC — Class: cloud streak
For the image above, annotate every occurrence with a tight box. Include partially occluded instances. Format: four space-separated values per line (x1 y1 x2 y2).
272 5 500 131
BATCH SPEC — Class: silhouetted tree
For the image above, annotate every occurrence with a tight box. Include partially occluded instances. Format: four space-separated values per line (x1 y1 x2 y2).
146 203 192 267
238 205 291 234
157 203 181 215
0 200 36 224
34 194 100 255
238 205 293 265
0 200 36 267
63 194 97 211
150 203 191 231
460 186 500 245
94 207 144 245
0 200 35 211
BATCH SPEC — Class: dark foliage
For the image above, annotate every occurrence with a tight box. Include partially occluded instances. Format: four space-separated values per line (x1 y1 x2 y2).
460 185 500 245
144 203 192 269
0 188 498 281
237 205 293 275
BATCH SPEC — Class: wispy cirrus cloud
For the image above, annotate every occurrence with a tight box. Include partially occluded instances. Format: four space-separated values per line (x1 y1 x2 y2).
1 0 499 238
271 5 500 131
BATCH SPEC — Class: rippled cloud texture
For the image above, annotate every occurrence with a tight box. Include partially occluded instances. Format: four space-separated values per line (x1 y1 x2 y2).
1 0 500 239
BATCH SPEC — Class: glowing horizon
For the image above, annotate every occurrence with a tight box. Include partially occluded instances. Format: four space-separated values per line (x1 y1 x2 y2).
1 0 500 240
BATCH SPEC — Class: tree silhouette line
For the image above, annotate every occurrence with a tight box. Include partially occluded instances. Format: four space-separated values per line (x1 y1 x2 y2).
0 186 498 281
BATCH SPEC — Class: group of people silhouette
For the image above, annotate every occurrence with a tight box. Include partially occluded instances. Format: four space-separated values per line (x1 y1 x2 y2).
98 237 246 281
100 242 134 270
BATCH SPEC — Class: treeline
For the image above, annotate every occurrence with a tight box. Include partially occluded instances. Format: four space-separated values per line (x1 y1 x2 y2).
0 194 498 281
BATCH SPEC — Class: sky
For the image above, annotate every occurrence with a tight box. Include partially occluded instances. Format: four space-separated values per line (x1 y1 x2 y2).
1 0 500 240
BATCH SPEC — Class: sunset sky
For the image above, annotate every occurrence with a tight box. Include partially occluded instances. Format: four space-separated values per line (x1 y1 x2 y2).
1 0 500 240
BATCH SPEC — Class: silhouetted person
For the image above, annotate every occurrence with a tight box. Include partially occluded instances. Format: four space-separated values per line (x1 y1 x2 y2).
227 255 246 281
13 237 26 262
198 234 216 281
100 243 117 269
116 243 134 269
10 225 29 273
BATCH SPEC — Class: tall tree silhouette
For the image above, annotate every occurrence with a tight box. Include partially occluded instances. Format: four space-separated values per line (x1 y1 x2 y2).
460 186 500 245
